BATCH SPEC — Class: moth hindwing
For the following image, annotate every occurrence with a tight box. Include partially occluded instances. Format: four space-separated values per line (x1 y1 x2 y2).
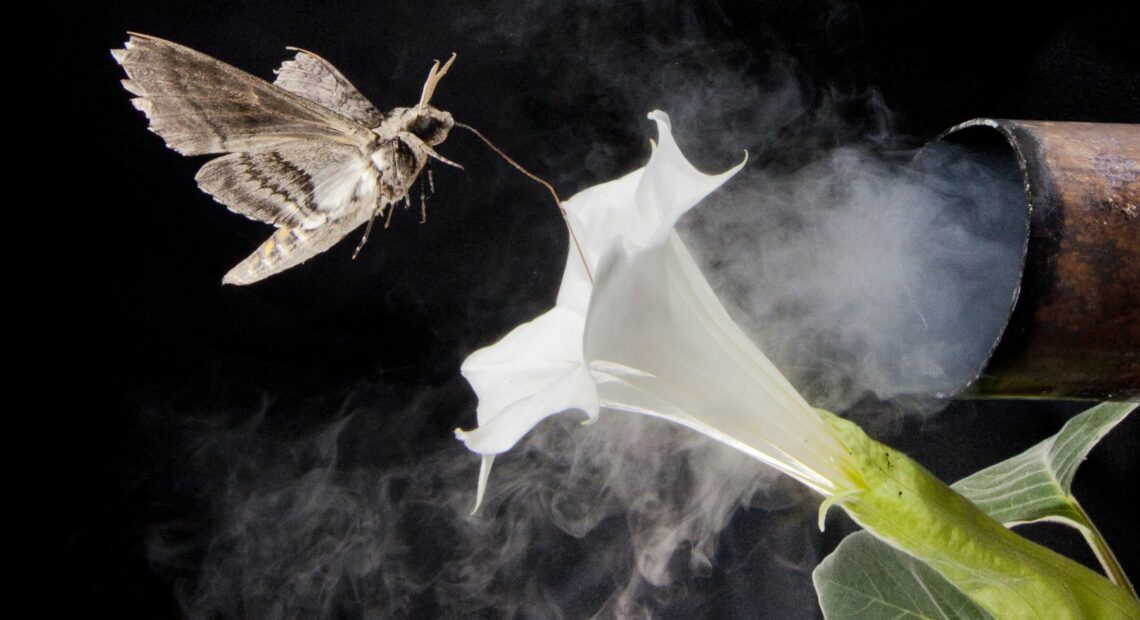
113 33 460 284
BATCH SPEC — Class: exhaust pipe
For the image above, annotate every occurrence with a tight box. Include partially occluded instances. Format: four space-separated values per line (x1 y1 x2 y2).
932 119 1139 400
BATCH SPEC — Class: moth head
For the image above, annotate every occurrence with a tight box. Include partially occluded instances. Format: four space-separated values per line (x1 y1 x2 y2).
407 106 455 146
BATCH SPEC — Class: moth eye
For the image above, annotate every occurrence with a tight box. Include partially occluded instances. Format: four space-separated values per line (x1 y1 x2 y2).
410 115 442 140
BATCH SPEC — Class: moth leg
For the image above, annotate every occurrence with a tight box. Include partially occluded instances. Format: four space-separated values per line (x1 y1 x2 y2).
384 198 397 229
419 172 429 224
353 202 386 259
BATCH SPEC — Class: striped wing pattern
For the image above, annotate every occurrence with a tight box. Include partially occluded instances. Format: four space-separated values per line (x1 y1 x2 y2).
113 33 385 284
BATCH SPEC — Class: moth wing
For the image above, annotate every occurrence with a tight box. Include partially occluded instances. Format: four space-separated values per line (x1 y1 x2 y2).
221 169 382 285
195 140 374 229
274 48 386 127
113 33 374 155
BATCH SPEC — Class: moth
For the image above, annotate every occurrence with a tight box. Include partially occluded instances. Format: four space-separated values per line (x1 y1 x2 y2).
113 33 461 285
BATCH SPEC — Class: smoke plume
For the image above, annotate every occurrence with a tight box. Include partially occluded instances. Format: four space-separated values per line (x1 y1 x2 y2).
684 141 1025 411
143 1 1028 617
146 383 820 618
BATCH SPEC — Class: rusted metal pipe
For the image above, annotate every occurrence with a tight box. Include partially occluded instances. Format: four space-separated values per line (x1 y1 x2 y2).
934 119 1140 400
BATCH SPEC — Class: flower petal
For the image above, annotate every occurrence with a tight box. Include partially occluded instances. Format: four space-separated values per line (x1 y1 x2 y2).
457 306 598 455
556 112 748 280
626 111 747 250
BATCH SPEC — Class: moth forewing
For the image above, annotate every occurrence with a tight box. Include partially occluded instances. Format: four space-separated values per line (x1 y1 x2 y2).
113 33 459 284
113 33 374 155
274 48 386 128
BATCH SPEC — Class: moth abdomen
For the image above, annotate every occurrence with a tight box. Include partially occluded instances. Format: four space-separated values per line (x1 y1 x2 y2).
223 227 308 285
222 206 371 285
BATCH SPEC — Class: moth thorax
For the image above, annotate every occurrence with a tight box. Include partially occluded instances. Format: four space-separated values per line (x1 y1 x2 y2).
372 139 418 176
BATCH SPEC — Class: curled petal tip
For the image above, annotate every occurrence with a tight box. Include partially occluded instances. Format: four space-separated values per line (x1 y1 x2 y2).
470 454 495 515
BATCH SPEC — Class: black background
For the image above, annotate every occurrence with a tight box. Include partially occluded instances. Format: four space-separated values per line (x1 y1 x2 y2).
37 1 1139 617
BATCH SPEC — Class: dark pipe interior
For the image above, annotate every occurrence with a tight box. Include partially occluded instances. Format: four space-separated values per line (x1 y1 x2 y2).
913 125 1028 397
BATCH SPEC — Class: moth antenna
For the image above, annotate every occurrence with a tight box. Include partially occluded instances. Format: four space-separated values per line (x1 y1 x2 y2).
418 52 457 108
454 121 594 285
353 204 385 259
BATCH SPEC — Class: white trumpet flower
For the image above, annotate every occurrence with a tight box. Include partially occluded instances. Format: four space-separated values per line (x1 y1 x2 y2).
457 111 861 510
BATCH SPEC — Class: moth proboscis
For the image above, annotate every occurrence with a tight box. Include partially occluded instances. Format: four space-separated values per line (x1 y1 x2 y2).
113 33 462 285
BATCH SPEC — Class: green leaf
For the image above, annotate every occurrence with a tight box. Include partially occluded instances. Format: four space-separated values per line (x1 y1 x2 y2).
814 532 993 620
814 403 1137 619
951 402 1136 526
951 402 1137 595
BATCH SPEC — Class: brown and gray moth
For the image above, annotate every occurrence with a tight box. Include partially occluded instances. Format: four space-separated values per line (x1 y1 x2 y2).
113 33 460 285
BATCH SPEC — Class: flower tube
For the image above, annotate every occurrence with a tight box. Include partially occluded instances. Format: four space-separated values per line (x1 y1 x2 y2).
584 235 860 498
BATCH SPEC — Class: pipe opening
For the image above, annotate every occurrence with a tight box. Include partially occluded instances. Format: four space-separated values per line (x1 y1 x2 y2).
927 120 1140 399
912 123 1029 398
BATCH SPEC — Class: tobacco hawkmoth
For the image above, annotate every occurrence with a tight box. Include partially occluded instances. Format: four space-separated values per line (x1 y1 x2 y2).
113 33 460 284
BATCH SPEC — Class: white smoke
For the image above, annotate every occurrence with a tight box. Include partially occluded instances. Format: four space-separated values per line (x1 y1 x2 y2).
144 2 1029 617
683 140 1025 411
147 388 820 618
